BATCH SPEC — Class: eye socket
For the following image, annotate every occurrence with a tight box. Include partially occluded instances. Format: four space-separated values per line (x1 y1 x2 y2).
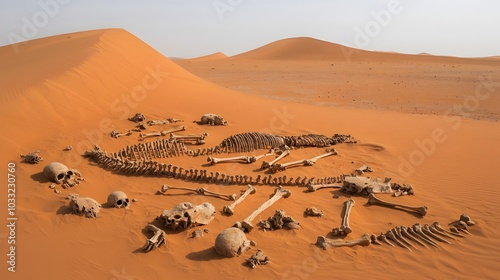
67 170 74 176
184 212 190 217
116 200 123 206
125 198 129 202
57 173 65 180
174 215 181 219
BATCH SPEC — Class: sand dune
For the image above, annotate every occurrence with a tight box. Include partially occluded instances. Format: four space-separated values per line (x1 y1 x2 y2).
185 52 228 62
1 29 499 280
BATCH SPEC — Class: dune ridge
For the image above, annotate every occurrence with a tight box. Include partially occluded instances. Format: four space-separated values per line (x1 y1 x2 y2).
1 29 499 280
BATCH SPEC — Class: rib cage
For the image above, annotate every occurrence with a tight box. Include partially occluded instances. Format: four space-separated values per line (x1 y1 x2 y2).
116 139 187 161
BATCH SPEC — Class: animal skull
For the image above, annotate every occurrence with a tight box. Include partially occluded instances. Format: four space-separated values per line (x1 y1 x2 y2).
43 162 83 188
199 113 228 126
107 191 130 208
159 202 215 231
68 193 101 219
341 176 392 195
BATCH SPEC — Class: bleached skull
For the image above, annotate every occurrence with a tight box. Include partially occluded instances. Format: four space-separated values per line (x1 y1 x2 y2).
107 191 129 208
68 193 101 219
215 227 252 258
43 162 83 188
159 202 215 231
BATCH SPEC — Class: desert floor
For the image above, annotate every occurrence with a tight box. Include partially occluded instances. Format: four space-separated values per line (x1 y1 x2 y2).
1 29 499 280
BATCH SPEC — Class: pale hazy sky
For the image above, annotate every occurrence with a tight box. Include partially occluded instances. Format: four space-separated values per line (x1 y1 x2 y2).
1 0 499 58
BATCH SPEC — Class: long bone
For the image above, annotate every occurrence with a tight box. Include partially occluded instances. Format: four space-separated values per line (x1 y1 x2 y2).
143 224 166 252
422 224 451 244
367 193 428 216
261 149 290 169
222 185 256 216
207 155 253 165
432 222 464 238
170 132 208 145
332 198 354 236
159 185 236 201
307 183 342 192
139 126 186 140
270 150 337 173
316 233 370 250
249 149 276 162
234 186 291 233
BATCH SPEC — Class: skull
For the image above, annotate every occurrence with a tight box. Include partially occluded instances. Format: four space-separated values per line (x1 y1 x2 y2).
200 114 228 126
159 202 215 231
68 193 101 218
43 162 83 188
215 228 252 258
107 191 129 208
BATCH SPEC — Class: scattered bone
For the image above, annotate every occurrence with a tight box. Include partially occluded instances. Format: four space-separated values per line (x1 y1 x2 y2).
147 118 183 126
63 146 73 151
49 183 56 189
191 229 204 238
159 202 215 231
304 207 323 217
107 191 130 208
43 162 84 188
198 113 228 126
139 125 186 140
270 149 336 173
159 185 236 201
261 148 290 169
222 185 256 216
234 186 291 233
20 150 43 164
54 188 61 194
459 214 476 226
245 250 270 269
258 209 300 231
342 176 393 194
67 193 101 219
332 198 355 236
111 130 132 138
307 182 342 192
128 113 145 123
214 228 253 258
170 132 208 145
316 233 370 250
142 224 166 252
367 193 428 216
355 164 373 175
132 198 138 202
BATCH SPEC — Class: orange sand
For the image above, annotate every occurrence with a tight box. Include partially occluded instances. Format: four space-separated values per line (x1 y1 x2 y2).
0 29 499 279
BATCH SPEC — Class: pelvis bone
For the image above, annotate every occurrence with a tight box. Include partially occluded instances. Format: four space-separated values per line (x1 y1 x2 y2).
43 162 84 188
367 193 428 216
159 202 216 231
160 185 236 201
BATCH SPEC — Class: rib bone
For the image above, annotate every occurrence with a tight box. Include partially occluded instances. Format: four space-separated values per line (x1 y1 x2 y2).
159 184 236 201
170 132 208 145
316 233 370 250
261 149 290 169
332 198 354 236
367 193 428 216
222 185 256 216
234 186 291 232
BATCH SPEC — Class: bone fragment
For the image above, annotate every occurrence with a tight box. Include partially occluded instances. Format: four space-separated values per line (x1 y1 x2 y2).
143 224 166 252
